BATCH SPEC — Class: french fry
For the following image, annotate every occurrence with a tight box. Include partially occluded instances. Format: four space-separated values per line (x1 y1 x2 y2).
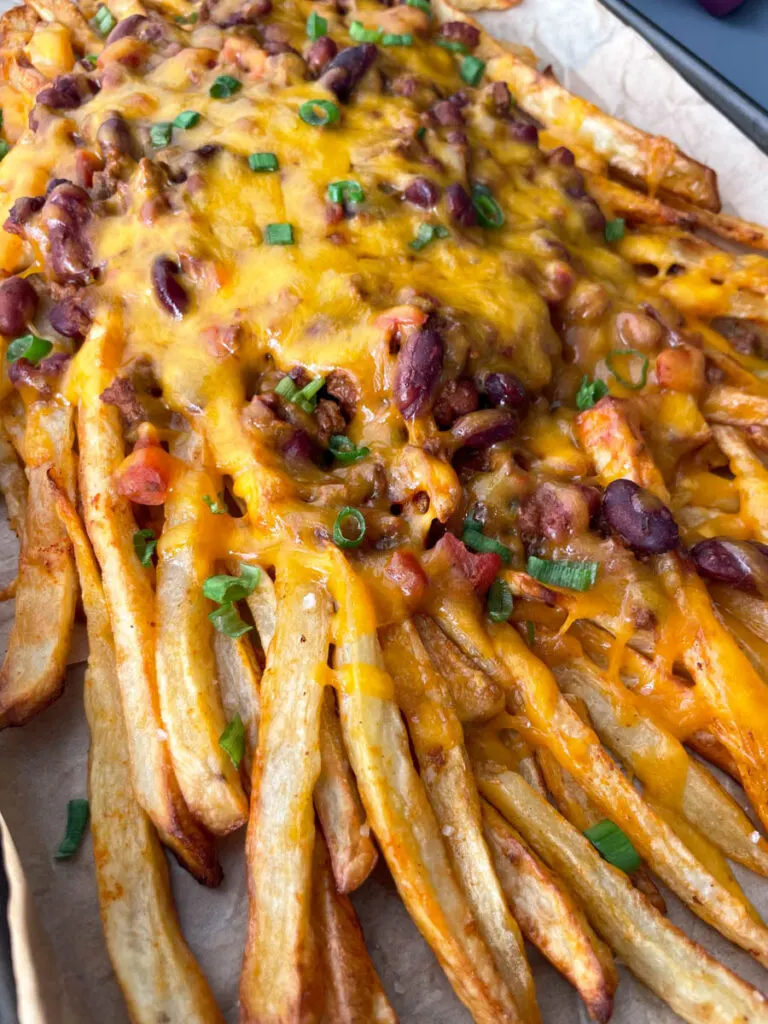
26 0 100 51
713 425 768 542
711 585 768 646
0 400 76 726
212 629 261 778
240 563 331 1024
312 835 397 1024
703 386 768 429
477 766 768 1024
51 482 224 1024
482 801 617 1024
381 620 540 1024
0 420 27 541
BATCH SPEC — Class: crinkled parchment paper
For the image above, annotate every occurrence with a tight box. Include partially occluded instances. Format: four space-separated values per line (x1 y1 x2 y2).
1 1 767 1021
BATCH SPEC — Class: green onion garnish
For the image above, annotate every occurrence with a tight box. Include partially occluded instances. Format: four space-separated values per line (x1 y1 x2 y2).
298 99 340 126
460 54 485 86
203 492 227 514
175 10 199 22
576 375 608 411
584 819 641 874
265 223 294 246
275 375 299 401
472 184 504 228
91 4 116 37
416 126 426 141
173 110 201 129
333 506 366 549
149 122 173 148
210 74 242 99
0 141 10 162
350 20 382 42
487 578 513 623
203 564 261 604
327 180 364 204
436 38 467 53
410 222 450 251
306 10 328 39
604 218 626 242
219 714 246 769
133 528 157 567
276 374 325 412
526 621 535 647
329 434 370 465
249 152 279 172
527 555 598 592
54 799 89 860
382 32 413 46
606 349 648 391
462 529 512 565
406 0 431 14
6 334 52 364
83 54 98 67
209 603 253 637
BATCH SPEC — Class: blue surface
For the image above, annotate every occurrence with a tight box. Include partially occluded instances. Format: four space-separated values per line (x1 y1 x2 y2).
622 0 768 113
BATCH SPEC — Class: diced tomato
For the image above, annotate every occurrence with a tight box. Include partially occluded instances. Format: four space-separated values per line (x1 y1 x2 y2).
374 304 428 332
434 532 501 595
386 550 428 604
115 425 173 505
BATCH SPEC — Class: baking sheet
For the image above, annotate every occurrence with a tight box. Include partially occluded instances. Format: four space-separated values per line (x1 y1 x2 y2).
1 0 767 1021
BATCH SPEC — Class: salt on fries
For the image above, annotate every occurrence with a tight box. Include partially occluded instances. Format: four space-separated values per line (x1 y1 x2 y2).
1 0 768 1020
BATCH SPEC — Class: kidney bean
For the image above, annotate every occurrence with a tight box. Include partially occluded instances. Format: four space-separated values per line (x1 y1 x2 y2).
196 144 221 161
451 408 517 449
0 277 38 336
439 21 479 47
281 427 315 462
431 99 464 126
508 118 539 145
106 13 147 42
50 295 92 339
4 195 45 237
479 370 527 412
446 183 476 226
97 113 137 160
578 197 606 235
563 171 587 199
433 378 478 429
690 538 768 592
404 176 440 209
306 35 337 76
152 257 189 319
43 183 94 285
36 74 98 111
547 146 575 167
320 44 377 102
393 323 443 419
602 478 679 555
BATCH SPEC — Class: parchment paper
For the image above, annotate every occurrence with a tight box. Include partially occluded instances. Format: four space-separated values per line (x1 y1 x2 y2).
1 1 767 1021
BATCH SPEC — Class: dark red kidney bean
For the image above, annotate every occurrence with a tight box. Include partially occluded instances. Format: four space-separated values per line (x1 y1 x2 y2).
479 371 527 412
508 118 538 144
306 35 337 76
36 74 98 111
433 377 478 429
602 479 679 555
489 81 511 115
4 195 45 237
0 277 38 336
281 427 315 461
50 295 92 339
320 44 377 102
404 177 440 209
547 146 575 167
152 257 188 319
43 183 94 285
393 324 444 420
97 113 137 159
439 21 479 47
689 538 768 593
579 197 606 235
446 183 476 226
431 99 464 126
106 13 146 42
564 171 587 199
8 351 70 394
195 144 221 160
451 408 518 449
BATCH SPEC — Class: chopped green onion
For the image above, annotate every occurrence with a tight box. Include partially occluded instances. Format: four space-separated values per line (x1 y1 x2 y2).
462 528 512 565
604 218 626 242
584 819 641 874
203 492 227 515
265 223 294 246
409 222 450 251
219 714 246 769
249 152 279 172
416 125 426 141
209 602 253 637
173 110 201 129
275 375 299 400
350 20 382 42
6 334 52 365
333 506 366 549
329 434 370 465
133 528 157 567
306 10 327 39
83 54 98 67
0 141 11 162
203 564 261 604
460 54 485 87
175 10 198 22
293 375 325 412
606 349 649 391
436 38 467 53
472 184 504 228
526 621 535 648
54 799 89 860
526 555 598 592
210 74 241 99
0 110 4 129
327 180 364 204
463 507 483 533
91 4 116 37
298 99 340 126
487 578 513 623
149 122 173 148
406 0 432 14
381 32 413 46
576 374 608 411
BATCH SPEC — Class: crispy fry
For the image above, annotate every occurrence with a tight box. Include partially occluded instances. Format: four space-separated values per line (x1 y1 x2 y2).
478 766 768 1024
51 482 224 1024
703 386 768 429
0 420 27 541
0 401 76 726
212 629 261 779
713 425 768 542
26 0 100 51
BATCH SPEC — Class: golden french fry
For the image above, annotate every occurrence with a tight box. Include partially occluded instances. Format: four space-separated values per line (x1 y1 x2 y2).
703 386 768 428
0 401 76 726
0 420 27 541
26 0 100 50
212 629 261 779
478 766 768 1024
713 425 768 542
482 801 617 1024
52 481 224 1024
